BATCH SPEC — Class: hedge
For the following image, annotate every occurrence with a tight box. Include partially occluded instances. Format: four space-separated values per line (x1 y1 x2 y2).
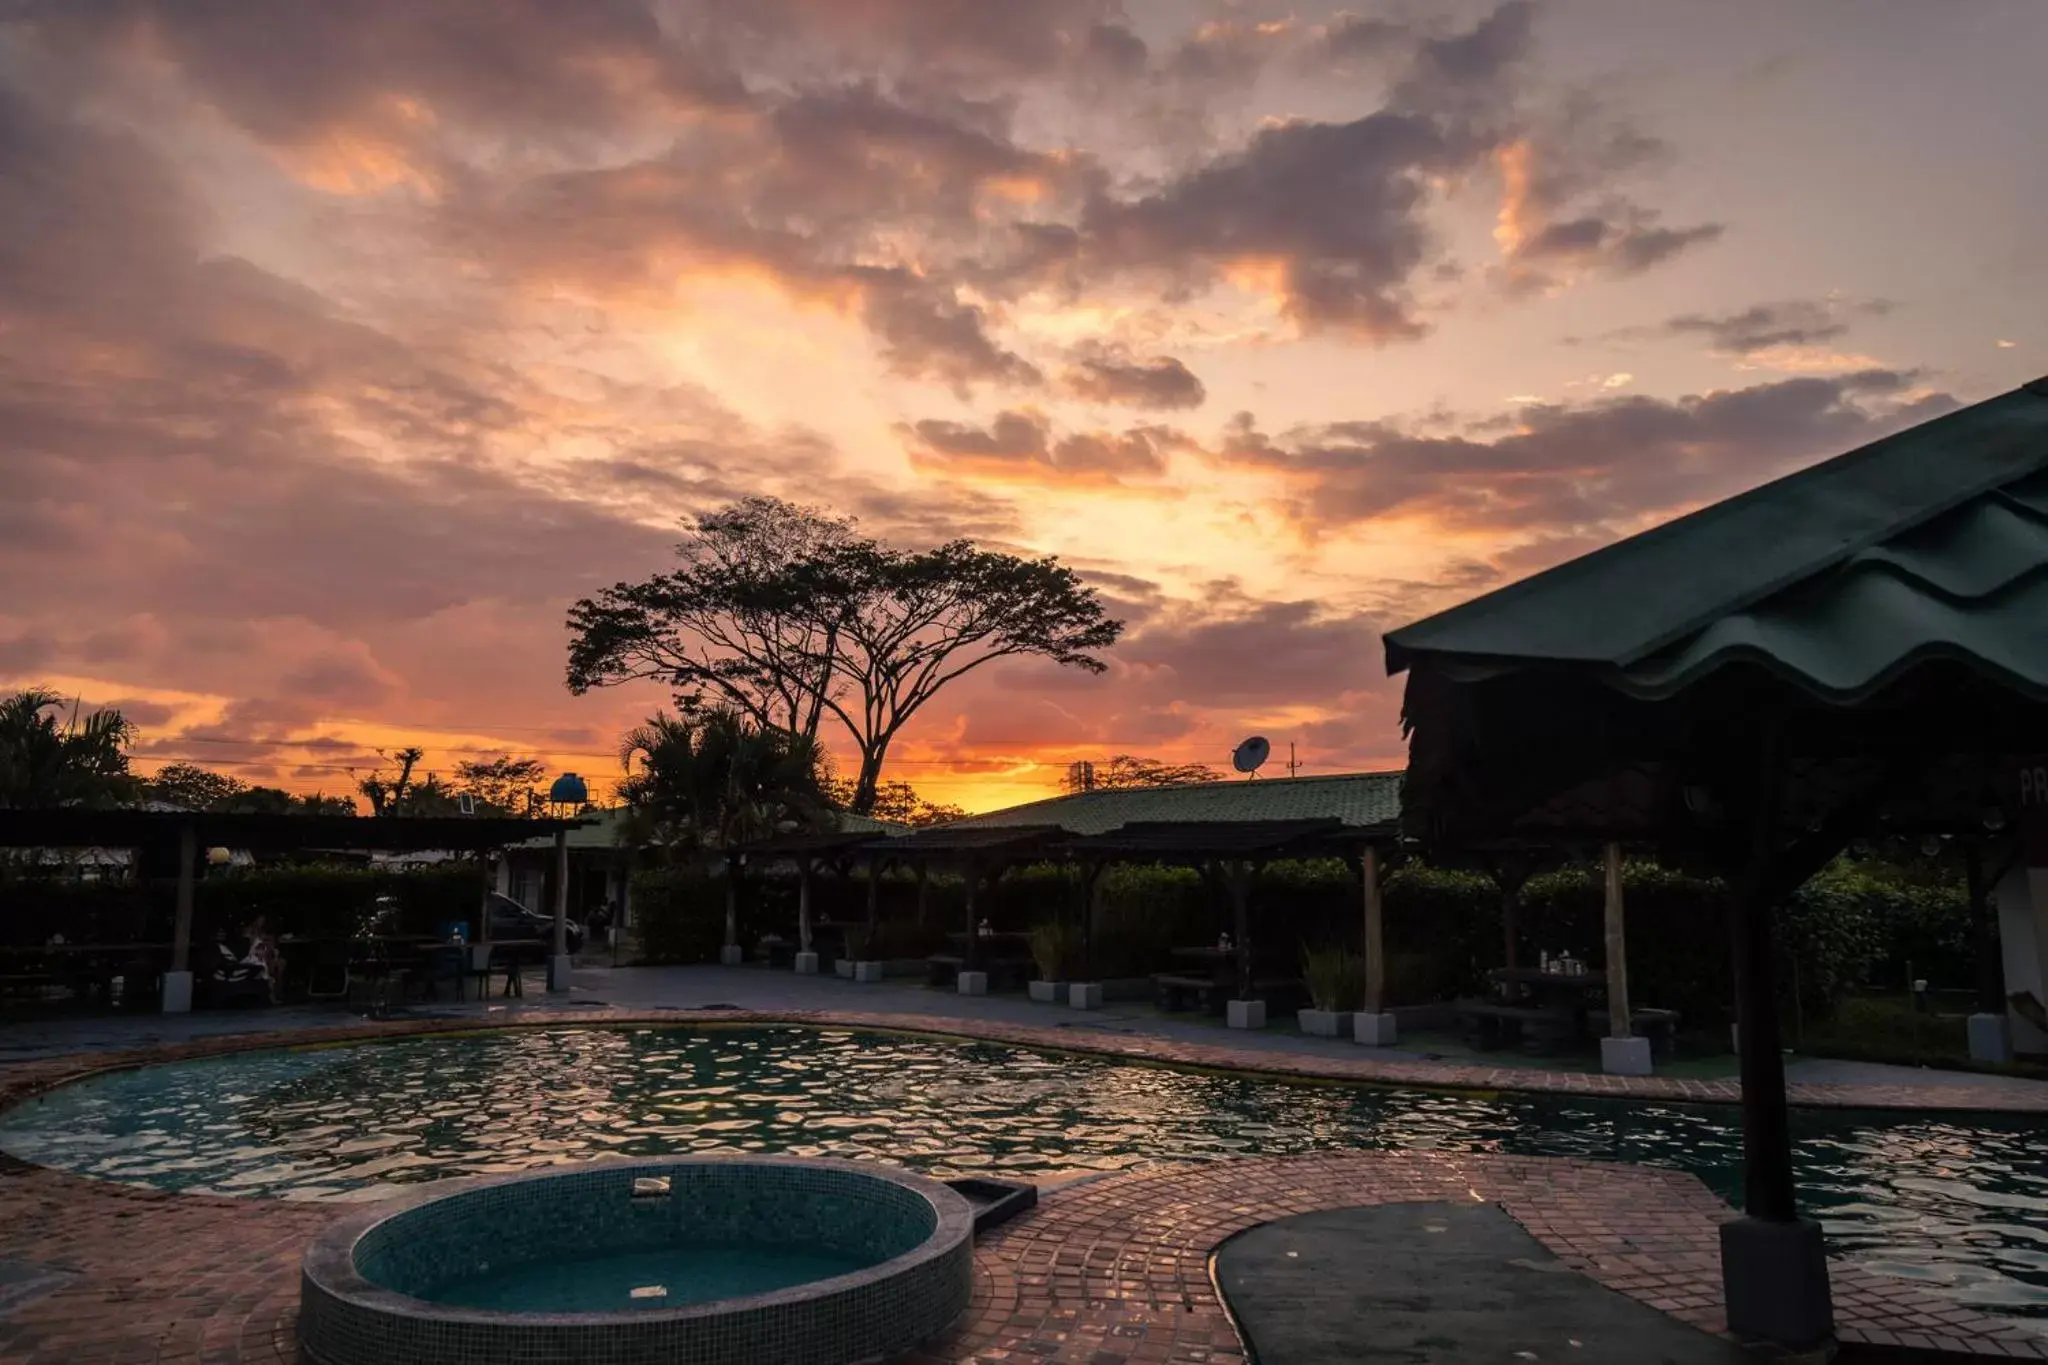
0 863 490 945
630 852 1975 1027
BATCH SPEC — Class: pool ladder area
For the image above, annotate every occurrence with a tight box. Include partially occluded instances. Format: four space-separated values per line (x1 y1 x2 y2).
623 1172 1036 1233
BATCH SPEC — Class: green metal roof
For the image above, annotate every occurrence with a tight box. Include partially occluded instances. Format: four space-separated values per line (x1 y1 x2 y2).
945 771 1403 836
1384 378 2048 701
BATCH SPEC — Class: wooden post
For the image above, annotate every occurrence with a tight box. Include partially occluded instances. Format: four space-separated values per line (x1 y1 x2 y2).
1081 861 1104 979
1604 841 1631 1039
171 822 196 973
1362 844 1385 1014
866 856 881 933
1501 878 1520 972
915 863 930 925
1228 860 1253 999
798 859 814 952
963 862 980 969
551 829 570 958
1731 874 1796 1221
724 855 741 949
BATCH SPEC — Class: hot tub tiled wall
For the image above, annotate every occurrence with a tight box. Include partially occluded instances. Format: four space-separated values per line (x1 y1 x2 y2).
299 1156 975 1365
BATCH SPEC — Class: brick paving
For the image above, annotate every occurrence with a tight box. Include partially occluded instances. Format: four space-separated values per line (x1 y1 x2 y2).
2 1010 2045 1363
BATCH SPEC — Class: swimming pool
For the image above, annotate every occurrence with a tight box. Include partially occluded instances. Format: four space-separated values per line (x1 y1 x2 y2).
3 1024 2042 1330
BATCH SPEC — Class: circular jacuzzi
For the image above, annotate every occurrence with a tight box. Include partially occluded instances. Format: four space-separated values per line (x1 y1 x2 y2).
298 1155 975 1365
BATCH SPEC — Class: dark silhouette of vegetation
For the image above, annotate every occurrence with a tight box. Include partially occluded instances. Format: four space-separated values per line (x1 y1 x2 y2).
1062 754 1224 793
617 709 829 856
567 497 1123 812
142 761 353 815
0 688 136 808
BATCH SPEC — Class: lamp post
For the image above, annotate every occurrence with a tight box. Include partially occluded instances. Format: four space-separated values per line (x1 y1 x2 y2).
546 773 588 994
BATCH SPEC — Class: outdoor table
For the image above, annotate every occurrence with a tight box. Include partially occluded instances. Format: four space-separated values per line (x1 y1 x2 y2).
1487 967 1606 1043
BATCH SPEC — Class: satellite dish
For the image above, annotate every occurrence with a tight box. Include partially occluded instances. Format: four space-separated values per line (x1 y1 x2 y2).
1232 735 1271 776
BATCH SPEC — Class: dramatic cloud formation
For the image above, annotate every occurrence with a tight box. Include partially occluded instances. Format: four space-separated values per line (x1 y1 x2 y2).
1 0 2039 807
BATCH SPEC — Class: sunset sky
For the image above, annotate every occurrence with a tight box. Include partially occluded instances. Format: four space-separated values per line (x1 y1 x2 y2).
2 0 2043 812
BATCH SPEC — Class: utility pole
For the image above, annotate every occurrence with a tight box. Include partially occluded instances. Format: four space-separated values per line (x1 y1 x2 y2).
1286 742 1300 777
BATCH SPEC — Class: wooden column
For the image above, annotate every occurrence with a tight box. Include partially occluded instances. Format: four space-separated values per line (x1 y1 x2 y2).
797 859 814 952
1731 873 1796 1220
1227 860 1254 999
866 856 882 933
1080 862 1105 979
1500 878 1520 972
552 829 570 957
915 863 930 925
1604 841 1632 1039
962 861 980 969
724 855 741 949
1362 844 1385 1015
170 822 197 973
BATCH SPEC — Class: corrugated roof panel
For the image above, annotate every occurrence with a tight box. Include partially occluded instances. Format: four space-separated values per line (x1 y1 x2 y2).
946 771 1404 835
1855 497 2048 600
1384 382 2048 672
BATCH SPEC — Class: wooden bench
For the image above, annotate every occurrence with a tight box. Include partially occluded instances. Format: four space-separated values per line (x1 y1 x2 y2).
1456 1000 1574 1051
1154 973 1223 1014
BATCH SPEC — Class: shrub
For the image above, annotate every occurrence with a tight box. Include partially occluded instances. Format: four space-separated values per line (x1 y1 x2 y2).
1028 920 1080 980
1300 944 1364 1012
628 865 728 964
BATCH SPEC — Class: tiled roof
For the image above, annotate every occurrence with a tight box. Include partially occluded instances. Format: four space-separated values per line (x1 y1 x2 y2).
944 772 1403 836
1385 378 2048 703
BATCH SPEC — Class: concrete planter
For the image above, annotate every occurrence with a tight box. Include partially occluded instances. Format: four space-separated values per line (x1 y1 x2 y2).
1067 982 1104 1010
160 970 193 1014
1600 1034 1653 1076
719 944 743 966
1296 1008 1355 1038
957 970 988 996
1353 1012 1397 1047
1028 980 1064 1003
794 951 820 975
833 958 854 979
853 961 885 983
1227 999 1267 1030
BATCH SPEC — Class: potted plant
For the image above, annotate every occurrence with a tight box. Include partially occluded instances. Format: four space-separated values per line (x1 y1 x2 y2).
1298 944 1363 1038
842 925 885 982
1028 921 1076 1003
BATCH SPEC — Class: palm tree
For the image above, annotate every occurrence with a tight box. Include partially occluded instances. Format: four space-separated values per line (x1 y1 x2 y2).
617 709 829 857
0 688 138 809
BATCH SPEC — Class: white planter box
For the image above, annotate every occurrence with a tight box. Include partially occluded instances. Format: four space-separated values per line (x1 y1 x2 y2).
794 951 820 975
1353 1012 1398 1047
1028 980 1064 1003
957 970 988 996
1227 999 1267 1030
1601 1034 1653 1076
833 958 854 979
1297 1008 1355 1038
1068 982 1103 1010
853 961 884 983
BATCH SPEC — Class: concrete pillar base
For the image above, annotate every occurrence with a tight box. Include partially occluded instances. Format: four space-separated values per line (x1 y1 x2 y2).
1352 1011 1397 1046
719 944 743 965
1068 982 1103 1010
1227 999 1267 1029
1601 1034 1654 1076
547 955 574 993
1028 979 1063 1003
957 970 988 996
1720 1215 1834 1349
835 959 855 979
853 961 884 983
1968 1012 2014 1064
794 951 819 975
161 970 193 1015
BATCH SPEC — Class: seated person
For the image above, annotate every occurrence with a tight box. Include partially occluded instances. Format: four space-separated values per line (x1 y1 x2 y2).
241 915 285 1002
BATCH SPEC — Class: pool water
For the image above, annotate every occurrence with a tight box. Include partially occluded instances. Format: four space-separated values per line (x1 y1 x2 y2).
430 1244 875 1312
3 1025 2042 1330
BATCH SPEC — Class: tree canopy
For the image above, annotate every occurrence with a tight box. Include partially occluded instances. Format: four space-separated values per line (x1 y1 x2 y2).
617 708 829 854
568 497 1123 811
1062 754 1224 793
0 688 136 809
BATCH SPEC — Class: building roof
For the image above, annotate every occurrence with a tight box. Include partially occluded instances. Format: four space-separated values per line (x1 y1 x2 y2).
942 772 1403 837
1062 818 1354 860
1384 378 2048 703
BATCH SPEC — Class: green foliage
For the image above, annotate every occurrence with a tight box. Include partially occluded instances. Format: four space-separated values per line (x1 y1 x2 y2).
627 865 729 964
1300 944 1364 1012
618 709 829 854
452 756 549 817
1028 920 1080 980
0 862 486 946
0 688 136 809
1062 755 1223 793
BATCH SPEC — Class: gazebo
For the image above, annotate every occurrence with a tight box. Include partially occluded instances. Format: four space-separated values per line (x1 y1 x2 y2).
1384 376 2048 1348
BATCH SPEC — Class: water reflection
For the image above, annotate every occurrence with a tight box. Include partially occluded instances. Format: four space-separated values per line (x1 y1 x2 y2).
2 1025 2041 1325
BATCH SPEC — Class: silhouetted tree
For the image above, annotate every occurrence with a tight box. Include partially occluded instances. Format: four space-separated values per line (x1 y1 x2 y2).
1062 755 1224 794
0 688 136 808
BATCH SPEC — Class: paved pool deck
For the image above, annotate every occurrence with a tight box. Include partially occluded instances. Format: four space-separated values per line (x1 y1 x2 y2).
3 969 2047 1363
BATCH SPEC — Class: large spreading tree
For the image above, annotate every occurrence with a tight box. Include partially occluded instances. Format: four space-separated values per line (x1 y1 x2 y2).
568 498 1124 812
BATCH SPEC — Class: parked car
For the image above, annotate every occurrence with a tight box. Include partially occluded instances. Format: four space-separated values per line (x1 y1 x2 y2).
485 892 584 954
